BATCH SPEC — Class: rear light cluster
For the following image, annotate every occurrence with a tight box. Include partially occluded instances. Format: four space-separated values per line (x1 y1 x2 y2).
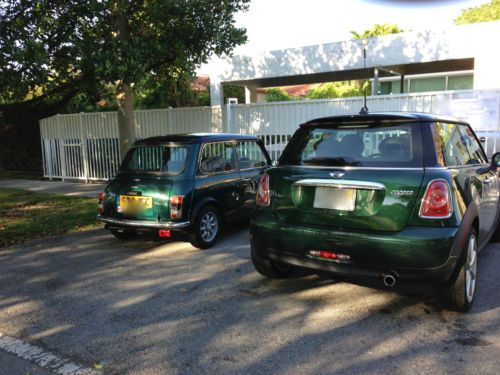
256 174 270 206
158 229 171 238
97 192 105 214
308 250 351 263
170 195 183 219
419 179 452 219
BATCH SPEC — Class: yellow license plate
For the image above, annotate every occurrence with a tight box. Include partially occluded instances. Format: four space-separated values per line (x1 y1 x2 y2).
119 195 153 211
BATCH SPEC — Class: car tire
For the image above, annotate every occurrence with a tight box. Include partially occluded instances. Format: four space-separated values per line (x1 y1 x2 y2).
110 228 137 240
190 205 221 249
251 244 293 279
441 228 478 312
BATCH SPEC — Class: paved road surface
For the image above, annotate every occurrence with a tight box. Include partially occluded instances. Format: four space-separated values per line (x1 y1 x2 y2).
0 225 498 374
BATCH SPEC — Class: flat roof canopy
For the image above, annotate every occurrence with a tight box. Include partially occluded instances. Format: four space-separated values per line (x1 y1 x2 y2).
224 58 474 88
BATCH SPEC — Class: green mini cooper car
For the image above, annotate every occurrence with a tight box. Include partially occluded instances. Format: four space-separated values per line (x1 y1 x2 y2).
98 133 270 248
250 113 500 311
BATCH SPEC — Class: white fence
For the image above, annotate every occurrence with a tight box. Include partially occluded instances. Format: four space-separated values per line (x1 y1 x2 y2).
40 89 500 181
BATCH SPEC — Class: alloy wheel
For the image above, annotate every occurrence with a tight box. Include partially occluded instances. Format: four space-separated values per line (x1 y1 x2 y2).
200 210 218 243
465 233 478 303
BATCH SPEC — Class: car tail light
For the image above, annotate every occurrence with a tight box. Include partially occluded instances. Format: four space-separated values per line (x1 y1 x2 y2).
170 195 183 219
158 229 171 238
308 250 351 262
256 174 270 206
97 192 105 213
419 179 452 219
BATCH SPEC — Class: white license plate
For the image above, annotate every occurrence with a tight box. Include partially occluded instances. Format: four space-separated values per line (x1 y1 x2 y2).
313 187 356 211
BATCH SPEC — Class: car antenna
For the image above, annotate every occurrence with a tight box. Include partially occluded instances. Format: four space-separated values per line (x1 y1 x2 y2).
359 45 369 115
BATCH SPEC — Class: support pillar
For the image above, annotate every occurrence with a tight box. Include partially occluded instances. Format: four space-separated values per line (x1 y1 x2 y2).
210 80 224 107
372 68 379 96
244 85 258 104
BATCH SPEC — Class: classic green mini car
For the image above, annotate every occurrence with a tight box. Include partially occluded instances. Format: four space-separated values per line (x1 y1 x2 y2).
250 113 500 311
98 133 270 248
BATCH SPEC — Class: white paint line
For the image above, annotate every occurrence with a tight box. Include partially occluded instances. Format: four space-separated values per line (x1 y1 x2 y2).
0 332 101 375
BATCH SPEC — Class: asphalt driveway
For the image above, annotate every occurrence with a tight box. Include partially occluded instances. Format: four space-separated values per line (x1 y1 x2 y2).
0 224 498 374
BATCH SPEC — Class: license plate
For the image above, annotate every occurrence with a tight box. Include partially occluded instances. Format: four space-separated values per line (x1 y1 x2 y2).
119 195 153 212
313 187 356 211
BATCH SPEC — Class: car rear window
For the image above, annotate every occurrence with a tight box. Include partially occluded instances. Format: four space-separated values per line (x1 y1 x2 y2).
121 146 188 174
280 122 423 168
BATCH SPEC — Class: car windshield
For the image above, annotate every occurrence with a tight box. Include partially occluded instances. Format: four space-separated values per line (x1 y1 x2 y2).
280 122 423 167
121 145 188 174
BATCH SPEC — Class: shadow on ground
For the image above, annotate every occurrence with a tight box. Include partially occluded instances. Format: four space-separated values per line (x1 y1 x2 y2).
0 223 498 374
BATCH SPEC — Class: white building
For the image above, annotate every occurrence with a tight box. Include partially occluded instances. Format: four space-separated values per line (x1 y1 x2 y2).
208 21 500 105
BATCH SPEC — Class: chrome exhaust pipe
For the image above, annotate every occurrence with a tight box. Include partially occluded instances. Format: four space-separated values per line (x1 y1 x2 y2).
382 273 397 287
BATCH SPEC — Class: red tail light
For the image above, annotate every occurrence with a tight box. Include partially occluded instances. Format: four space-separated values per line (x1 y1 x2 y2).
170 195 183 219
256 174 270 206
419 179 452 219
97 192 105 213
158 229 171 238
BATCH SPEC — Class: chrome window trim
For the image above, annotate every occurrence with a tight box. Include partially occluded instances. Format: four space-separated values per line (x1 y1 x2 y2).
279 165 424 171
293 179 385 190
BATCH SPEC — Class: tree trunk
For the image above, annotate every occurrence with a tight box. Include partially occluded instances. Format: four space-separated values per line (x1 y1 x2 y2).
116 82 135 161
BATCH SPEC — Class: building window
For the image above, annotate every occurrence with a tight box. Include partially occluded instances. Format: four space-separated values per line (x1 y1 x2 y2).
448 75 474 90
410 77 446 93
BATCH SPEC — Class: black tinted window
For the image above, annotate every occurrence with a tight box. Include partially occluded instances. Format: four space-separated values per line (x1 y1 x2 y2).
280 123 422 167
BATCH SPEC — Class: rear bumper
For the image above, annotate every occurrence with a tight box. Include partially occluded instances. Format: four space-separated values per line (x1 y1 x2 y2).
250 214 461 284
97 214 190 230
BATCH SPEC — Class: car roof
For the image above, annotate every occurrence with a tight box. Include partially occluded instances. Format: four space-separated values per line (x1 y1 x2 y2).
302 112 469 126
134 133 259 145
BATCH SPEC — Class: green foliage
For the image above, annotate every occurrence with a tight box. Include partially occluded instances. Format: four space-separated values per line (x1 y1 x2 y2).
265 88 297 102
306 81 367 100
0 0 249 170
0 188 98 247
223 85 246 104
455 0 500 24
350 23 404 39
134 71 198 109
0 0 250 104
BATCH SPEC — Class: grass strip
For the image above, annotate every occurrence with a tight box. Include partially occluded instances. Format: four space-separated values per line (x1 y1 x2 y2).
0 187 99 247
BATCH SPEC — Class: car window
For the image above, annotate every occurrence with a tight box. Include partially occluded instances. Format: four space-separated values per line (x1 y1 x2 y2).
199 141 237 173
280 123 422 167
236 141 268 169
122 146 187 174
436 122 475 166
456 124 487 164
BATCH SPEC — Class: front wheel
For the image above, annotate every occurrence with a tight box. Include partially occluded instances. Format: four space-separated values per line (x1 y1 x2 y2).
251 245 293 279
441 229 478 312
190 205 221 249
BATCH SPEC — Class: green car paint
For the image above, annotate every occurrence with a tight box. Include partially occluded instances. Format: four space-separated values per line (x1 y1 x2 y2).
250 113 500 311
98 134 270 248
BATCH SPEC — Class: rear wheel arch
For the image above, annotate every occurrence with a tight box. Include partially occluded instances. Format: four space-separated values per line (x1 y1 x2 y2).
190 198 223 223
450 202 479 258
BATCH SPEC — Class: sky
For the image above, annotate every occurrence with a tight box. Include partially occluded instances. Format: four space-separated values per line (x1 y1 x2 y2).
199 0 491 74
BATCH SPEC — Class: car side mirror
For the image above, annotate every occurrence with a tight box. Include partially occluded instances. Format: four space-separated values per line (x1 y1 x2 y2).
491 152 500 169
